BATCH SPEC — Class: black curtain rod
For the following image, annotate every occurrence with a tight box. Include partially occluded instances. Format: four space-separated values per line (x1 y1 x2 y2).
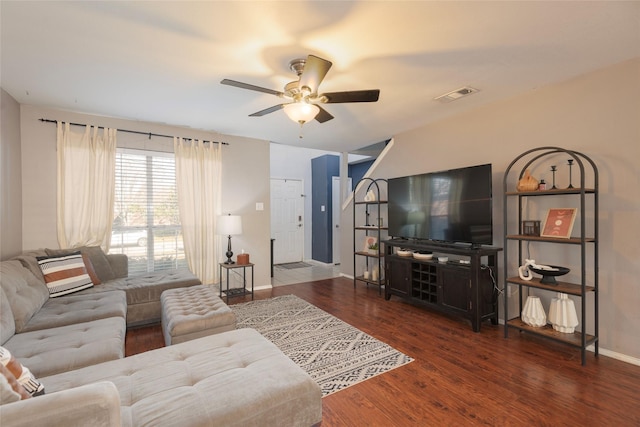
39 118 228 145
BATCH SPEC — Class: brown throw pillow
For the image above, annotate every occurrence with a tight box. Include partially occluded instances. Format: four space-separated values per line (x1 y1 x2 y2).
46 246 115 282
82 252 101 285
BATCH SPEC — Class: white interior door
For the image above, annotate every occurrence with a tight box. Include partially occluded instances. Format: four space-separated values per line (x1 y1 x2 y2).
332 176 351 265
271 179 304 264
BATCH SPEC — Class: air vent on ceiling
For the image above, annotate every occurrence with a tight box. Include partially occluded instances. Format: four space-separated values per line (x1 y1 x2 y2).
434 86 479 103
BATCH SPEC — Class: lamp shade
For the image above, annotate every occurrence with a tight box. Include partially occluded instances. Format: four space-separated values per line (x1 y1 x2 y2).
218 215 242 236
283 102 320 124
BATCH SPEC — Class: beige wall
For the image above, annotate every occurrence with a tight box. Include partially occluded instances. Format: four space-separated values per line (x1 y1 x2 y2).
342 58 640 361
0 89 23 260
18 105 272 288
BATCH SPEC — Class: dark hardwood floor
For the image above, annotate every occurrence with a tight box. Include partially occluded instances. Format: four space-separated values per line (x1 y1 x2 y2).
126 277 640 426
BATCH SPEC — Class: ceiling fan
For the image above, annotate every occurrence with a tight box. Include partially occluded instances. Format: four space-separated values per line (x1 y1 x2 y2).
221 55 380 126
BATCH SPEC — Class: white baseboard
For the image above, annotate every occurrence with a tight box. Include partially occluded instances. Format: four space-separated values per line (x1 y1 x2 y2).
587 345 640 366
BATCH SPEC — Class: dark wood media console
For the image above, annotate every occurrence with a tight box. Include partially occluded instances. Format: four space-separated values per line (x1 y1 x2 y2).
383 239 502 332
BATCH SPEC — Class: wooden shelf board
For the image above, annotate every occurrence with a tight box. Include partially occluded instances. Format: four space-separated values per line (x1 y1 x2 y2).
355 276 384 286
507 318 596 348
355 200 388 205
506 277 595 295
505 188 595 196
506 234 595 244
355 251 383 258
355 226 389 230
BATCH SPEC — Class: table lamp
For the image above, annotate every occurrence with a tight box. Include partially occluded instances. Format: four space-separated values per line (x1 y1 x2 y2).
218 214 242 264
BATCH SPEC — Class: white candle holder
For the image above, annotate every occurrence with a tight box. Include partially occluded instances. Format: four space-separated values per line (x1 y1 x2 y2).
522 296 546 327
548 293 579 333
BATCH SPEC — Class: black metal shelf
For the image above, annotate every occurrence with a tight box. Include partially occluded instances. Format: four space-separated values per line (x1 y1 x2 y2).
353 178 388 296
502 146 599 365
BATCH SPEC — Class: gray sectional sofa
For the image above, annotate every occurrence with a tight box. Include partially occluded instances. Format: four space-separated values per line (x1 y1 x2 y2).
0 248 323 426
16 247 202 327
3 329 323 426
1 246 202 377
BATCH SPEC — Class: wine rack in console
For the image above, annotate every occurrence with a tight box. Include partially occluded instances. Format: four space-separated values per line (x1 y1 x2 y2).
384 239 501 332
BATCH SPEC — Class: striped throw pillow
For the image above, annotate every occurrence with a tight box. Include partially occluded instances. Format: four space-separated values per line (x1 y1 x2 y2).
37 252 93 297
0 346 44 397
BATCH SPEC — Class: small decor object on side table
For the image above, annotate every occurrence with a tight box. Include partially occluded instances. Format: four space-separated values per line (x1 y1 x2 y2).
541 208 577 238
218 214 243 264
237 252 250 265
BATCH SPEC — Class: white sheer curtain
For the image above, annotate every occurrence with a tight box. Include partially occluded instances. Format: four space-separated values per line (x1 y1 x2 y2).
56 122 117 249
174 137 222 284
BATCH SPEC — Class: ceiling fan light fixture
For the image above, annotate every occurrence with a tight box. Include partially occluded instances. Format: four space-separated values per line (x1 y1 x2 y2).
283 102 320 124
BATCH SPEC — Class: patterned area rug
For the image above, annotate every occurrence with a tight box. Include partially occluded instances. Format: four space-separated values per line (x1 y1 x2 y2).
231 295 414 396
275 262 313 269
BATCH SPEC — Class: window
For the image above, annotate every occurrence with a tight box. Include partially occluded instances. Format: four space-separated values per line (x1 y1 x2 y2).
109 149 187 275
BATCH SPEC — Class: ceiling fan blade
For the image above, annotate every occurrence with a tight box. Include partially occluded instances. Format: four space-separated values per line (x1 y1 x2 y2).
314 105 334 123
249 104 285 117
299 55 332 95
221 79 284 97
322 90 380 103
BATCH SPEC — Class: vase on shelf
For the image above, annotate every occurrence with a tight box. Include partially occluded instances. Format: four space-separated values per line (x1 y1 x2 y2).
522 296 546 327
548 293 579 333
372 267 379 281
517 169 539 192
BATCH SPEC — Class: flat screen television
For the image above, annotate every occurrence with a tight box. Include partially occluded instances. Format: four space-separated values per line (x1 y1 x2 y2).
388 163 493 247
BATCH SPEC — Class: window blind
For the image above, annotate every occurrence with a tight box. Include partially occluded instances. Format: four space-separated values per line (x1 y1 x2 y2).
109 149 187 275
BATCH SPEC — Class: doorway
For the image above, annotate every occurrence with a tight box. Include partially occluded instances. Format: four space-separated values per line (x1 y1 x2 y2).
270 178 304 264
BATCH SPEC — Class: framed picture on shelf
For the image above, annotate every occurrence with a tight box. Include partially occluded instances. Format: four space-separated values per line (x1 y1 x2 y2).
541 208 577 238
363 236 378 252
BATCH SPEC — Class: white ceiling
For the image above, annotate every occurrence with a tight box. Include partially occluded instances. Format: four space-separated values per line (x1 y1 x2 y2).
2 1 639 152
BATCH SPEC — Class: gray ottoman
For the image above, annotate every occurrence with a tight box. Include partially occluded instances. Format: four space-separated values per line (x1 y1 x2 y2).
161 285 237 346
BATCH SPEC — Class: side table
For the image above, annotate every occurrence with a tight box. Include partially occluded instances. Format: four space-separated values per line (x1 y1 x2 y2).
219 262 254 303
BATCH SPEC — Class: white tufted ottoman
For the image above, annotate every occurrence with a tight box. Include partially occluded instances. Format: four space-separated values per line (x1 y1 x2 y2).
161 285 237 346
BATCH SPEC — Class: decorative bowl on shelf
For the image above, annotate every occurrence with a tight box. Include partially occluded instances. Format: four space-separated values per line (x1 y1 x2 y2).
437 256 449 263
396 249 413 257
529 265 570 285
413 252 433 260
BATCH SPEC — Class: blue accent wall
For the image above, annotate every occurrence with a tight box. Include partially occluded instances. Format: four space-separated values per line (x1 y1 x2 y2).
348 160 375 191
311 154 339 263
